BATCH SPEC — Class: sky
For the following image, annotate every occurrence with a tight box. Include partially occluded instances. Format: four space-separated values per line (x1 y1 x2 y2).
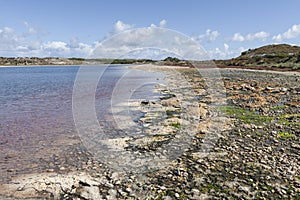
1 0 300 59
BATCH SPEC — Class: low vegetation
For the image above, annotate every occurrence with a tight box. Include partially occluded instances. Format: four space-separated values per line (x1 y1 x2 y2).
215 44 300 70
277 132 295 139
219 105 273 125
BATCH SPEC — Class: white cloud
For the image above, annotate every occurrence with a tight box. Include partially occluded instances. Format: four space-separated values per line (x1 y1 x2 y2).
224 43 229 51
28 27 37 35
208 43 245 59
0 20 256 60
44 41 68 50
232 31 269 42
24 21 29 27
69 37 80 48
211 44 231 58
113 20 133 33
231 33 245 42
246 31 269 41
159 19 167 28
43 41 70 56
72 42 94 57
92 27 210 60
0 27 19 53
42 40 93 57
0 20 218 59
0 22 96 57
1 27 14 34
0 22 238 60
148 20 167 28
27 40 42 51
23 21 45 38
195 29 220 43
0 19 210 59
273 24 300 42
24 21 38 35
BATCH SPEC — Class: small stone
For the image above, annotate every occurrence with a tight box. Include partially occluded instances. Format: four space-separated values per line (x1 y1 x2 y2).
281 88 288 92
80 186 101 200
160 186 167 190
141 100 149 105
239 185 250 193
175 193 180 198
191 188 200 196
108 189 117 197
106 182 114 188
281 189 287 194
47 169 55 172
292 143 300 150
125 187 132 193
118 189 127 197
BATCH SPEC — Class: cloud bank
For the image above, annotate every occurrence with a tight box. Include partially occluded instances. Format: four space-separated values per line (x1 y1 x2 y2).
194 29 220 43
273 24 300 42
0 24 93 57
93 26 210 60
0 20 300 60
231 31 270 42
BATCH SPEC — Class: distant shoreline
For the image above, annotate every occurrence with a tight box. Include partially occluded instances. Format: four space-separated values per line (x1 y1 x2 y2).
1 63 300 76
1 55 300 73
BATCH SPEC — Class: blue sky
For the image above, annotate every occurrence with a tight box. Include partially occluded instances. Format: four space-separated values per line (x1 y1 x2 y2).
1 0 300 59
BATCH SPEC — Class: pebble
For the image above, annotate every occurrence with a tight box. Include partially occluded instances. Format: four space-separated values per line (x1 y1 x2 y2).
191 188 200 196
59 167 66 171
125 187 132 193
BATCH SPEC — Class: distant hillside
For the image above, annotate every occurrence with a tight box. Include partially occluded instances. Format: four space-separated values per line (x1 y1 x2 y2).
157 44 300 71
0 57 85 66
0 57 155 66
1 44 300 71
215 44 300 69
241 44 300 55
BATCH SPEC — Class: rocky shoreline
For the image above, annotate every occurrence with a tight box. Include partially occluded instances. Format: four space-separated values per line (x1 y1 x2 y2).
0 65 299 199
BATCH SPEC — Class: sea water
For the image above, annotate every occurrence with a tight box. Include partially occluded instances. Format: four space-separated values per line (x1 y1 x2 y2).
0 65 164 182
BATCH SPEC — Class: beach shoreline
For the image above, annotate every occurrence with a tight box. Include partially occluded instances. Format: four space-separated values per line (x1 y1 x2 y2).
0 65 299 199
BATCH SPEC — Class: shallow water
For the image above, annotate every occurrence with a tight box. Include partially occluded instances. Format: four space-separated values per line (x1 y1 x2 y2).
0 65 164 183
